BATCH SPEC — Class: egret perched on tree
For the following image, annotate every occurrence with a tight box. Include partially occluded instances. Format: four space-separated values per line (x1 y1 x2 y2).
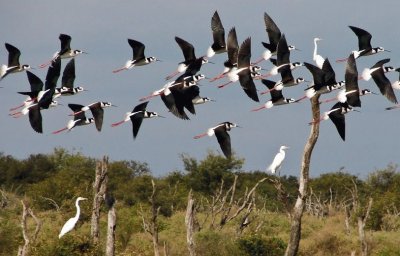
59 197 87 239
267 145 289 175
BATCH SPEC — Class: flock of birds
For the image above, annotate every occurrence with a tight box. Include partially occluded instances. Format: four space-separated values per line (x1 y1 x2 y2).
2 11 400 171
3 10 400 239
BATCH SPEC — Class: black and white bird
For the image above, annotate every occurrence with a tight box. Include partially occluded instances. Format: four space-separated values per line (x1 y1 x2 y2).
55 58 86 96
111 101 164 139
391 68 400 90
336 26 388 62
113 39 160 73
194 121 240 158
218 37 260 102
39 34 86 68
252 79 295 111
254 12 297 64
10 59 62 133
210 27 238 81
1 43 31 80
52 103 95 134
69 102 116 131
309 102 355 141
364 59 398 104
267 145 289 175
165 37 209 80
206 11 226 58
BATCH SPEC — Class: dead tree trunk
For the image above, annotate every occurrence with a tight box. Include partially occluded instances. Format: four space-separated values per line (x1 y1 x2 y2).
106 204 116 256
358 197 373 256
285 95 320 256
185 190 196 256
18 200 41 256
91 156 109 245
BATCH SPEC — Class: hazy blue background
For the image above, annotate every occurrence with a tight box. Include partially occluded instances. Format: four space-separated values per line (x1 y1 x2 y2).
1 0 399 177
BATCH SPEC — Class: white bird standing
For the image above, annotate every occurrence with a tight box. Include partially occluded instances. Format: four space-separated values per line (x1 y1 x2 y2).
59 197 87 239
313 38 324 69
267 145 289 175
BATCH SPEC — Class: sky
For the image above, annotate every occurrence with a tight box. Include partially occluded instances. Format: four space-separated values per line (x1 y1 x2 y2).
1 0 399 177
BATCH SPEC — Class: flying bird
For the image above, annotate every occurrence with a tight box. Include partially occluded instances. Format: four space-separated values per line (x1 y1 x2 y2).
113 38 160 73
59 197 87 238
194 121 239 158
253 12 297 64
56 58 86 96
39 34 86 68
252 79 295 111
336 26 388 62
1 43 31 80
207 10 226 58
52 104 95 134
69 101 116 131
111 101 164 139
267 145 289 175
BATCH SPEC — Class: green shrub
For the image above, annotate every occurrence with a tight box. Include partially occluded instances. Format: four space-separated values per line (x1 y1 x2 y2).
237 236 286 256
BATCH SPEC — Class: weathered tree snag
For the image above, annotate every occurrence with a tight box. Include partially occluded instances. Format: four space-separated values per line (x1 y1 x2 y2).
106 203 116 256
18 200 42 256
358 197 373 256
185 190 196 256
285 95 320 256
91 156 109 245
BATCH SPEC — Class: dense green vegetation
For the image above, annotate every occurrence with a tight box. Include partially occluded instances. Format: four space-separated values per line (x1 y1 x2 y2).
0 148 399 255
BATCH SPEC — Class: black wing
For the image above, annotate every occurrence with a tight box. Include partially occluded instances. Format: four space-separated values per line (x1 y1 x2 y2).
175 37 196 62
59 34 72 55
328 102 346 141
210 11 226 51
322 58 337 85
371 69 398 104
238 69 259 102
28 104 43 134
345 54 361 107
237 37 251 68
128 39 146 61
89 102 104 132
276 34 290 66
130 111 145 139
68 103 86 120
26 71 44 92
45 58 61 90
262 12 281 52
5 43 21 67
304 62 326 87
61 58 76 89
214 126 232 158
226 27 238 67
349 26 372 51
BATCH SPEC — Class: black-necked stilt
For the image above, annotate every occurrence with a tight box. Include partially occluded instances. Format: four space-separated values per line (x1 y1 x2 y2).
360 58 391 81
218 37 259 102
111 101 164 139
336 26 389 62
39 34 86 68
310 102 355 141
165 37 201 80
69 102 116 131
1 43 31 81
267 145 289 175
192 96 215 105
298 59 344 102
10 71 44 112
52 103 95 134
207 11 226 58
194 121 240 158
113 39 160 73
365 59 398 104
253 12 297 64
55 58 86 96
321 54 361 106
252 79 295 111
210 27 238 82
313 38 324 69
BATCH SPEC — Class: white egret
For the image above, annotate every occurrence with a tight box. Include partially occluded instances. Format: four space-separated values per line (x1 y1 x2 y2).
59 197 87 239
267 146 289 175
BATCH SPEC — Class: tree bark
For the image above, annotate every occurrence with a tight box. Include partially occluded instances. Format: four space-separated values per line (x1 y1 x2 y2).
285 95 320 256
18 200 41 256
106 205 116 256
91 156 109 245
185 190 196 256
358 198 373 256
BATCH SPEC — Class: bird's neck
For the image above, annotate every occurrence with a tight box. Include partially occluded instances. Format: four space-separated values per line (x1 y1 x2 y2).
75 200 81 219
